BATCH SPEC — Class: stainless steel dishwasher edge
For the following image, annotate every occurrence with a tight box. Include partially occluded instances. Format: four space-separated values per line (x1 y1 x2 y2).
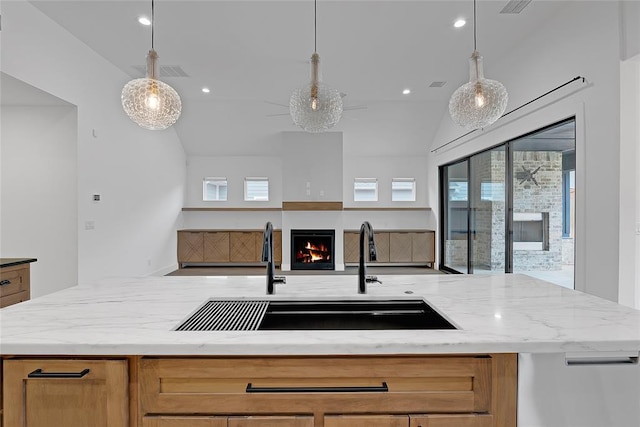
518 352 640 427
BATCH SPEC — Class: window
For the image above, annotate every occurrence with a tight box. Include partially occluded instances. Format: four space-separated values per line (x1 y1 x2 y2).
244 177 269 201
448 181 468 201
354 178 378 201
392 178 416 201
203 177 227 201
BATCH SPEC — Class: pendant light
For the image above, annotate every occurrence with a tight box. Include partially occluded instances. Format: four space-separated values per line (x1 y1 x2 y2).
121 0 181 130
289 0 343 133
449 0 508 129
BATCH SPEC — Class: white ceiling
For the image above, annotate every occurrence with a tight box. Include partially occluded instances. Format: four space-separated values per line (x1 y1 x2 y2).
23 0 571 156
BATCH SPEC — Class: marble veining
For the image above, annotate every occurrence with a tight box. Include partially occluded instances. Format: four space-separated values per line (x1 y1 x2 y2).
0 274 638 355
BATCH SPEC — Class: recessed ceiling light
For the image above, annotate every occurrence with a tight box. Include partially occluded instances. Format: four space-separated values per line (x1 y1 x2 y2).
138 16 151 26
201 87 211 93
454 19 466 28
402 89 411 95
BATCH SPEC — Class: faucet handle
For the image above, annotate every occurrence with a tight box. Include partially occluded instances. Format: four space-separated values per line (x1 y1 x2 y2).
365 275 381 284
274 276 286 284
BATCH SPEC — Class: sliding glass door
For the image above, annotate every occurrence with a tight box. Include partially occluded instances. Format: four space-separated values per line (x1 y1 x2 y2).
470 146 506 274
439 119 575 288
441 160 469 273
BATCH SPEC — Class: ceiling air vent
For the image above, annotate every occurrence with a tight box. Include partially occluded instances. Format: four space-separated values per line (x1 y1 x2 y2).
500 0 532 14
131 65 189 78
429 81 447 88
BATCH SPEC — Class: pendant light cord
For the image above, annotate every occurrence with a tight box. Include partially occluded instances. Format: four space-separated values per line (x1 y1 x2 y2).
151 0 155 50
473 0 477 51
314 0 317 53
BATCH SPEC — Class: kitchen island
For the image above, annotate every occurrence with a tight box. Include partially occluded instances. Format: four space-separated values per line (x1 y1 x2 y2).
1 274 639 427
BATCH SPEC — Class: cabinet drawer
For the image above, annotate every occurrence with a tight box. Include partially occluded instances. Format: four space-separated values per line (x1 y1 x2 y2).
0 265 29 298
409 414 493 427
140 356 492 415
143 416 227 427
0 291 29 308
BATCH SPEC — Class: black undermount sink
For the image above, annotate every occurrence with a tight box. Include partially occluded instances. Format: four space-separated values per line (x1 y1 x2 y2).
257 299 456 331
175 299 457 331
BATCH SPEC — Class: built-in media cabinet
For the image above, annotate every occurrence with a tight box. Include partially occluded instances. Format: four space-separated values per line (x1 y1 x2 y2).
344 230 435 268
177 230 281 268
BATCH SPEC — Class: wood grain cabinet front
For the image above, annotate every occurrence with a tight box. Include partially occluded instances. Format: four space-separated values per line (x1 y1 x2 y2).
2 359 128 427
325 415 409 427
409 414 493 427
344 230 434 267
143 416 228 427
0 264 31 308
178 230 281 267
139 355 516 427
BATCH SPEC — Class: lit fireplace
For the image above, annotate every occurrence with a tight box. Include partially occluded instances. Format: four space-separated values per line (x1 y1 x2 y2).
291 230 335 270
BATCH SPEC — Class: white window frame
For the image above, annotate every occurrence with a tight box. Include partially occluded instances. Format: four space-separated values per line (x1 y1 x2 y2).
203 177 228 201
391 178 416 202
354 178 378 202
244 177 269 201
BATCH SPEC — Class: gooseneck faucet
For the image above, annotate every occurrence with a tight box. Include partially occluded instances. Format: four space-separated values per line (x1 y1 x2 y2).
359 221 381 294
262 222 286 295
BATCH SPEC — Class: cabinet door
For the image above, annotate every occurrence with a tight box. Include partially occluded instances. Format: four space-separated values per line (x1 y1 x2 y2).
273 230 283 264
230 232 257 262
143 416 227 427
204 232 230 262
343 232 359 263
3 359 128 427
409 414 493 427
411 232 435 263
229 416 314 427
389 232 413 262
325 415 408 427
373 232 390 262
177 231 204 263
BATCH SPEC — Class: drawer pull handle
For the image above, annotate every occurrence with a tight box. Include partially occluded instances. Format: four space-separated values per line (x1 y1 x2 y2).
0 280 11 286
566 357 638 366
246 382 388 393
28 368 91 378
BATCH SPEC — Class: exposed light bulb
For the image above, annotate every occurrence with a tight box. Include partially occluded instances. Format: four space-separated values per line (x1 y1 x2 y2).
454 19 466 28
146 92 159 110
474 82 485 107
311 83 319 110
138 16 151 26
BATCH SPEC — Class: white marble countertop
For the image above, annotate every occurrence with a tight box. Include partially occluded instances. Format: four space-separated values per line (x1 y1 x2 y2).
1 274 639 356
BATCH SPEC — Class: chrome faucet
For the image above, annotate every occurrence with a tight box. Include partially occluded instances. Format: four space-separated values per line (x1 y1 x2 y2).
359 221 381 294
262 222 286 295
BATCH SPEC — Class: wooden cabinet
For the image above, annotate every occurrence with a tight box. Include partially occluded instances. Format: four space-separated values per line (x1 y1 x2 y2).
143 416 227 427
177 231 204 263
178 230 281 267
344 230 434 267
229 416 314 427
325 415 408 427
0 261 34 308
203 232 230 262
139 355 516 427
3 359 128 427
409 414 493 427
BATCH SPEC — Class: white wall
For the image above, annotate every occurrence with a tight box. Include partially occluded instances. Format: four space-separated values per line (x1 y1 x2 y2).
620 56 640 309
1 0 186 284
1 106 78 297
429 1 622 302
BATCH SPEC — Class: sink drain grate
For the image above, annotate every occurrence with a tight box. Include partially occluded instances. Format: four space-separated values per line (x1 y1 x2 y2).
176 300 269 331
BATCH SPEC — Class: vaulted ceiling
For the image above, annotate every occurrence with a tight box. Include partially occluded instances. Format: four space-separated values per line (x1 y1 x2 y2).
25 0 570 156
